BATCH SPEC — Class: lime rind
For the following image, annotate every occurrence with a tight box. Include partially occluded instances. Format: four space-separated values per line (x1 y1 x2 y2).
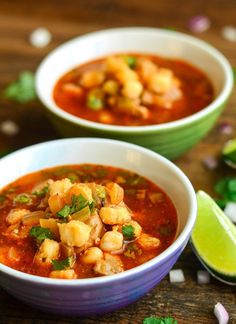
191 191 236 277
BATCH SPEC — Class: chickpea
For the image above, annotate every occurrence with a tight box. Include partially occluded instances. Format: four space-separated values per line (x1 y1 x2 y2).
137 233 160 250
81 247 103 264
100 231 123 252
137 58 158 81
49 178 72 197
115 68 138 84
122 80 143 99
49 269 77 279
6 208 29 225
103 80 119 95
80 71 105 88
94 253 124 276
99 111 114 124
100 206 131 225
106 182 124 205
147 71 173 94
58 220 91 247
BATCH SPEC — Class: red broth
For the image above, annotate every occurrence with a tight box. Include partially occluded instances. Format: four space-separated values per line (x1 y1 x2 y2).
53 53 214 126
0 164 178 279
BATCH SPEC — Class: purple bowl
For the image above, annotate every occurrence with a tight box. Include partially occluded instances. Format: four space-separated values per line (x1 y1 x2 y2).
0 138 197 315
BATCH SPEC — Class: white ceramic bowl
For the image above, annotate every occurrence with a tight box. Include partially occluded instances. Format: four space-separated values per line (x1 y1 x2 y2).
36 27 233 159
0 138 196 315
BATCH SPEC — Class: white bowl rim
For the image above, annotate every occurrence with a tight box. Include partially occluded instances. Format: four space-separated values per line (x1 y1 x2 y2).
0 137 197 286
36 27 234 134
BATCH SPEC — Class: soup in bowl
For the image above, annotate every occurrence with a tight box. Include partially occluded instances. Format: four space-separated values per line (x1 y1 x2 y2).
36 27 233 159
0 138 196 315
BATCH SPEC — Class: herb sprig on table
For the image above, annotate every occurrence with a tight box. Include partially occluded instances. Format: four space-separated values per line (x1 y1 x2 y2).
214 177 236 209
4 71 36 103
143 316 177 324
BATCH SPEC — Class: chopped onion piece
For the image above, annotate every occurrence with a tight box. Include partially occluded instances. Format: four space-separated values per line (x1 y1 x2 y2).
188 15 211 33
0 120 19 136
221 26 236 42
218 122 233 135
169 269 185 283
214 302 229 324
197 270 210 284
224 202 236 223
202 156 218 170
29 28 52 48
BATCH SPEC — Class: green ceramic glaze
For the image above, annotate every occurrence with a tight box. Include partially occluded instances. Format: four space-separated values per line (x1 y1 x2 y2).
45 99 228 160
36 28 234 160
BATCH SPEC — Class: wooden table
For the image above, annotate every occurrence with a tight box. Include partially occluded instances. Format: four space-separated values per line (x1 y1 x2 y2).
0 0 236 323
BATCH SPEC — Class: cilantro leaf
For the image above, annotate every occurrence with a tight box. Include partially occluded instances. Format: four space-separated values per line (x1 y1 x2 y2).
214 177 236 208
122 225 135 240
70 194 87 213
57 204 71 218
32 186 49 197
122 55 137 69
14 194 31 204
29 226 54 243
51 256 74 270
57 194 94 219
4 71 36 103
143 317 178 324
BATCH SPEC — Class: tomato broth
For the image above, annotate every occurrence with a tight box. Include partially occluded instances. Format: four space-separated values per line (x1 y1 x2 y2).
0 164 178 279
53 53 214 126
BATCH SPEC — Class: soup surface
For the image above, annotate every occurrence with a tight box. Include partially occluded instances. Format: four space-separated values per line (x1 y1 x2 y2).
0 164 178 279
54 53 214 126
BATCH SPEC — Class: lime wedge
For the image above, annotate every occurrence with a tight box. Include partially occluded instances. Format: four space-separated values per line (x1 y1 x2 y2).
222 139 236 167
191 191 236 278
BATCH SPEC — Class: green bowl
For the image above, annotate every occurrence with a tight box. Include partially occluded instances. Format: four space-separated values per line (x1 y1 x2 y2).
36 27 234 160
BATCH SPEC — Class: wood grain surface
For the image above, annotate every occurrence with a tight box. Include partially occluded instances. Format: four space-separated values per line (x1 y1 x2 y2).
0 0 236 323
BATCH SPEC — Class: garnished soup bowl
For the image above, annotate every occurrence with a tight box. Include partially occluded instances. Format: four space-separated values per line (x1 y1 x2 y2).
36 27 233 160
0 138 196 315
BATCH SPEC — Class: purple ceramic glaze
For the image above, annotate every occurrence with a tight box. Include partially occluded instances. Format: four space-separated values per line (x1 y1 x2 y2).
0 238 188 315
0 138 197 315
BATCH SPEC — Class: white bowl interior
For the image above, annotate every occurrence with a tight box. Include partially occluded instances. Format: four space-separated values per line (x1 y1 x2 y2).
0 138 195 237
36 27 231 125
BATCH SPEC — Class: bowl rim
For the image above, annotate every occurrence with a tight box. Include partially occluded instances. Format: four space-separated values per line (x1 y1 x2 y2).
0 137 197 286
36 27 234 134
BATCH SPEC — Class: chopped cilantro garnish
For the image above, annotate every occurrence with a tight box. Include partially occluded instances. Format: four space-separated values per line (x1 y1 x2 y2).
124 188 136 196
0 195 6 203
57 194 94 219
214 177 236 208
126 175 145 186
122 225 135 240
57 204 71 218
51 256 74 270
4 71 36 103
95 168 108 178
29 226 54 243
87 93 104 110
67 173 78 183
70 194 88 213
96 185 106 199
143 317 177 324
32 186 49 197
122 55 137 69
14 194 31 204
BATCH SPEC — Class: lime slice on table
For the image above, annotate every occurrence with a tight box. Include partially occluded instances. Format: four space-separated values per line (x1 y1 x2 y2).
222 138 236 168
191 191 236 283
